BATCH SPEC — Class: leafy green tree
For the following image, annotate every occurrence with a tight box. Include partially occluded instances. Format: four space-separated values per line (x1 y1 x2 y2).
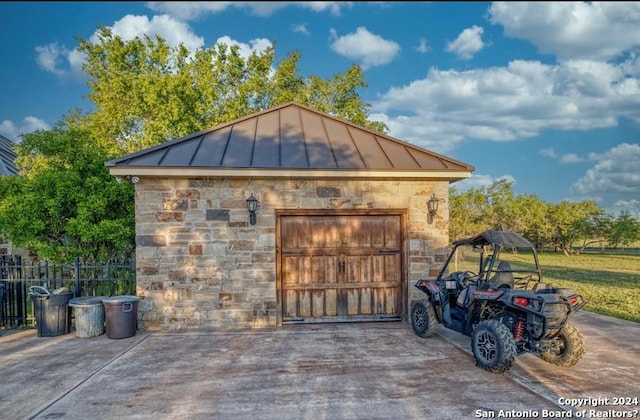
512 194 552 250
449 186 491 241
547 200 603 256
69 27 387 155
449 179 616 255
0 128 134 262
608 211 640 248
575 213 613 253
485 179 517 231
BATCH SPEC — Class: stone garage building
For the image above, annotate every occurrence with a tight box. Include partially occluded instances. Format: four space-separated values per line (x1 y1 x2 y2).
106 102 474 331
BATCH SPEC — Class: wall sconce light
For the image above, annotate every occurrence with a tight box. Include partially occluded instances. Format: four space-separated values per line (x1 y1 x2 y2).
116 175 140 184
427 194 441 224
246 194 258 225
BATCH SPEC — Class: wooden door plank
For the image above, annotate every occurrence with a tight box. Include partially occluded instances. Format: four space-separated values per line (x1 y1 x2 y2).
312 290 325 317
347 289 359 315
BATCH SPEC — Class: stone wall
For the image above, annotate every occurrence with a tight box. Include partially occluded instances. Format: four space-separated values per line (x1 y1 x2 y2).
134 177 450 331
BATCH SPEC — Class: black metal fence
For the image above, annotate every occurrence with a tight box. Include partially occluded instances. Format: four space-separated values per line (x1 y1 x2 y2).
0 255 135 329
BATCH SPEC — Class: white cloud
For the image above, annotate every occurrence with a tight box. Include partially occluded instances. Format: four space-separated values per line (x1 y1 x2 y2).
371 58 640 153
540 147 616 165
291 23 310 36
146 1 236 20
35 42 85 81
416 38 430 54
104 14 204 51
329 27 400 70
35 43 66 76
145 1 350 20
36 14 204 80
539 148 585 163
538 148 557 158
215 36 273 60
0 117 51 141
489 2 640 62
612 199 640 218
445 25 485 60
571 143 640 197
300 2 349 15
453 174 516 192
559 153 584 164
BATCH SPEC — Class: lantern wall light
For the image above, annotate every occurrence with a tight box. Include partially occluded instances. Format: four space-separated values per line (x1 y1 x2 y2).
246 194 258 225
427 194 443 224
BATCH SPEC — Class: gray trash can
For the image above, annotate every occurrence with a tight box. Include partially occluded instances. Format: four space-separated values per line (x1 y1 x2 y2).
30 290 73 337
69 296 105 338
102 295 140 339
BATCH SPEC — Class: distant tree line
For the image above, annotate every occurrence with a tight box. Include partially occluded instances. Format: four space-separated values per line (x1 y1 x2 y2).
449 179 640 255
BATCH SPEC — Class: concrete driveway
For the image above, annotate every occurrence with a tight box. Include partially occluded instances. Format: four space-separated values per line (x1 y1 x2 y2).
1 311 639 420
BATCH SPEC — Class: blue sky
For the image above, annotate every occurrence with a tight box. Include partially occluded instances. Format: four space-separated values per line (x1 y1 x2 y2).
1 1 639 216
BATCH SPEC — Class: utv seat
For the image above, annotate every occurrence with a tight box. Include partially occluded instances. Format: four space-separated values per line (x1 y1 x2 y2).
534 283 556 293
490 261 514 289
456 284 477 308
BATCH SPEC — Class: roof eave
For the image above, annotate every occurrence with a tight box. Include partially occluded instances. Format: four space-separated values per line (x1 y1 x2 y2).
107 166 473 181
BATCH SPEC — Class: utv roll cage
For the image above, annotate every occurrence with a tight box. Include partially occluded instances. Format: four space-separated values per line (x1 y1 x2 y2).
439 230 544 289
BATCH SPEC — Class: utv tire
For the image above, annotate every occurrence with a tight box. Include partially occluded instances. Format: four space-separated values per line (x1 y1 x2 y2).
540 323 585 367
411 299 438 338
471 320 517 373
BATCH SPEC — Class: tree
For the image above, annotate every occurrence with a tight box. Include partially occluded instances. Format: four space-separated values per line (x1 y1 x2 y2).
546 200 603 256
69 27 387 156
608 211 640 249
449 180 616 254
485 179 517 231
512 194 552 251
575 213 613 253
0 128 134 262
449 186 491 241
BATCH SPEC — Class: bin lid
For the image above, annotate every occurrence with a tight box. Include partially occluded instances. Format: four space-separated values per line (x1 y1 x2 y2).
102 295 140 304
69 296 105 307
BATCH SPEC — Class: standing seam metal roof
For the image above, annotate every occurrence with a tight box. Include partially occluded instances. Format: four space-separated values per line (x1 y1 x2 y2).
0 135 18 176
105 102 475 173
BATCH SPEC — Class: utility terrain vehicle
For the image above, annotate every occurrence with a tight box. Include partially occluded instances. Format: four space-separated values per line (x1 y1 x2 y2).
411 230 586 373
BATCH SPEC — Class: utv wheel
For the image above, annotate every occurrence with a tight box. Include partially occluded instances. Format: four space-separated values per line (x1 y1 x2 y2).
411 299 438 338
471 320 517 373
540 323 585 367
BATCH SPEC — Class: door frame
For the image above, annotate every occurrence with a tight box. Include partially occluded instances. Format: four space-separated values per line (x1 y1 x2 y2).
275 209 408 326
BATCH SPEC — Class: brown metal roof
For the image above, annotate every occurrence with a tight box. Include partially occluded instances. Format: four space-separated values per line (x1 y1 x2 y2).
106 102 474 179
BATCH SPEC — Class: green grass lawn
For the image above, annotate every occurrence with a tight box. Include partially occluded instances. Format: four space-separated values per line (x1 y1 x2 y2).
535 252 640 323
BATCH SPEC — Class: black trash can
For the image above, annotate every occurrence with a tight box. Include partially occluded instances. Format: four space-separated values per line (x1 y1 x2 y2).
69 296 105 338
31 291 74 337
102 295 140 339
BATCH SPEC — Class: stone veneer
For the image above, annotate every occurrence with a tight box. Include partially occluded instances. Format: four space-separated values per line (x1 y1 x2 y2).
134 177 450 331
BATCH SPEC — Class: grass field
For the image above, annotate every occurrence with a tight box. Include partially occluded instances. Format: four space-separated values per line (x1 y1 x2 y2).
534 252 640 323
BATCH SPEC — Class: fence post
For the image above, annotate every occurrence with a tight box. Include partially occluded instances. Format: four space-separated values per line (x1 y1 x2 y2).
74 256 81 297
40 261 48 287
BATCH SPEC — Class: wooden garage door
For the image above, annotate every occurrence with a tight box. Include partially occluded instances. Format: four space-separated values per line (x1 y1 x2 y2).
278 212 403 324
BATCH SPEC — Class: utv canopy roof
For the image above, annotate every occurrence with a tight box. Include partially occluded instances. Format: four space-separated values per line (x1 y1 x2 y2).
453 231 534 248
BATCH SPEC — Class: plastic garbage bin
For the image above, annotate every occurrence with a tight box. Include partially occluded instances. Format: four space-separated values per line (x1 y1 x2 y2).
69 296 105 338
102 295 140 339
29 287 73 337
